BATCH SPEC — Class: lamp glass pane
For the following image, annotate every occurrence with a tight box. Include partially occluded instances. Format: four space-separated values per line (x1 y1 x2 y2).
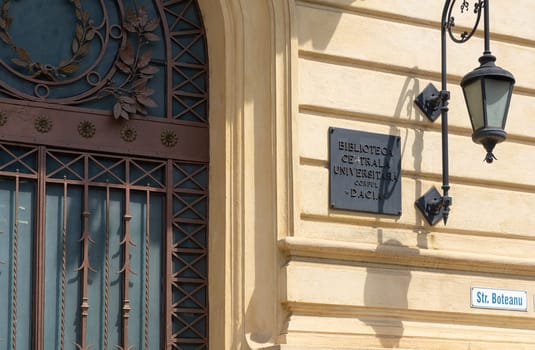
485 78 511 128
463 80 484 131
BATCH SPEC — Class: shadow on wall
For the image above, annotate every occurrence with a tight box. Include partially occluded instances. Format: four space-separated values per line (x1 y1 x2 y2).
363 239 417 348
392 73 430 242
298 0 369 51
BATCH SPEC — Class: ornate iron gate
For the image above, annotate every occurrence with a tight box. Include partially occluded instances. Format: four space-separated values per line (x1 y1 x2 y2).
0 1 209 349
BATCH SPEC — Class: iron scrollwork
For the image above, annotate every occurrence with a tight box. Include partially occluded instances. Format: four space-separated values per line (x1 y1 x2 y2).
446 0 484 43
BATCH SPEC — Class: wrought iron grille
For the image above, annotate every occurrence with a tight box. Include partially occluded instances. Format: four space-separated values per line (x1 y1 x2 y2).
0 141 208 349
0 0 208 123
0 1 210 348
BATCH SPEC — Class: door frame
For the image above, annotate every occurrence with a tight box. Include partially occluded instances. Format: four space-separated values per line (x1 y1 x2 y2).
201 1 295 348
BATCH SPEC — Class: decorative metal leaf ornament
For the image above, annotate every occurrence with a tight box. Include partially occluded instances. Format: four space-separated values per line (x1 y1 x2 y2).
0 1 161 120
0 2 210 349
0 0 96 80
0 0 208 124
103 5 161 120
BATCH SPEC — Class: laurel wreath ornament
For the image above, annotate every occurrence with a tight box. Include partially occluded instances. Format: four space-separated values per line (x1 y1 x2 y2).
0 1 161 120
0 0 96 80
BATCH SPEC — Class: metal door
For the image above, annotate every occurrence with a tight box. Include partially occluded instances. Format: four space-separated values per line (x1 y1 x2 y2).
0 1 209 349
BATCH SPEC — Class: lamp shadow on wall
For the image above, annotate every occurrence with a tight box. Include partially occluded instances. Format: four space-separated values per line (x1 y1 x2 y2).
363 238 417 348
361 75 426 347
391 73 430 242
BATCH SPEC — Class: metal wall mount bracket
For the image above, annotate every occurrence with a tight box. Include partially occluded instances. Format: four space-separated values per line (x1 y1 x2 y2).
415 186 447 226
414 83 441 122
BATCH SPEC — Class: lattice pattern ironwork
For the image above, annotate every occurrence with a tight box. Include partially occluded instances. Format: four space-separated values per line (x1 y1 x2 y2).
0 1 209 348
164 1 208 123
0 142 38 176
171 162 208 348
0 142 209 349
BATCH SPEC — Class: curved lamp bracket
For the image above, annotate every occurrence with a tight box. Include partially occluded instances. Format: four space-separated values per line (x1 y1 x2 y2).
447 0 484 43
413 0 485 226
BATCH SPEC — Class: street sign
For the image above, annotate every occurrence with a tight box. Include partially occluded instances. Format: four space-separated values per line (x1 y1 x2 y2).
471 287 528 311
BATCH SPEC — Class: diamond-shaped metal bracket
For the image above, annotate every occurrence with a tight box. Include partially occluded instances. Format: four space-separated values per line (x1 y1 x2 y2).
414 83 441 122
415 186 444 226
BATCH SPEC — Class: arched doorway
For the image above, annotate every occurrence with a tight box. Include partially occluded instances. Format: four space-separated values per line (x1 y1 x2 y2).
0 1 209 349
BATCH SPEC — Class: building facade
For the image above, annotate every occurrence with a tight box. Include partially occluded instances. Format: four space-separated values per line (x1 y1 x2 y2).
1 0 535 349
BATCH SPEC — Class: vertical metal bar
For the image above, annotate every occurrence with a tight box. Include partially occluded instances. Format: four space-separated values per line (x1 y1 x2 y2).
205 169 209 349
440 0 451 224
159 0 173 119
11 171 19 350
121 162 132 349
33 146 46 350
483 0 490 54
60 177 68 350
79 155 91 348
104 184 110 350
144 189 150 350
165 160 173 349
441 1 449 94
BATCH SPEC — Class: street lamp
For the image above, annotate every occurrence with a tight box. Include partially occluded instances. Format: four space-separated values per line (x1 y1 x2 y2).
461 54 515 163
414 0 515 225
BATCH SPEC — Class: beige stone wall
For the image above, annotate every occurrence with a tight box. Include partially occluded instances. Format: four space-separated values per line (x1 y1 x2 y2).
280 0 535 349
203 1 292 348
203 0 535 349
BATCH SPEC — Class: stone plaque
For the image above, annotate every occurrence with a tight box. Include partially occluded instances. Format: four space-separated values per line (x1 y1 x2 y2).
329 127 401 215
